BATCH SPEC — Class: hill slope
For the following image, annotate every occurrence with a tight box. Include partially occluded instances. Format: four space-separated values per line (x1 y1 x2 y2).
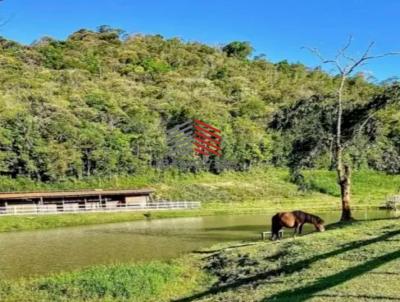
0 27 398 181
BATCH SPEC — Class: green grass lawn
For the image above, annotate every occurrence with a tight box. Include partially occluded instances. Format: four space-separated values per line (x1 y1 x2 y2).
0 168 399 232
1 217 399 301
0 258 209 302
304 169 400 205
177 217 400 301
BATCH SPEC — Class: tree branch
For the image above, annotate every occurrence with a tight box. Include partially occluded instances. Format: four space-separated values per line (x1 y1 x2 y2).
301 46 344 73
303 38 400 76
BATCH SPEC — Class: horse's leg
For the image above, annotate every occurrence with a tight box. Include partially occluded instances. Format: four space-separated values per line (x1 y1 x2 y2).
293 222 300 236
271 229 279 240
274 223 282 240
299 223 304 234
271 228 281 241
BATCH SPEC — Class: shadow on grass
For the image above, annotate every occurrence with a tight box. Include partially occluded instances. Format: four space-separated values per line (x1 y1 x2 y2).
264 249 400 301
368 271 400 275
358 216 400 223
325 215 400 231
324 221 357 230
174 228 400 302
312 293 400 301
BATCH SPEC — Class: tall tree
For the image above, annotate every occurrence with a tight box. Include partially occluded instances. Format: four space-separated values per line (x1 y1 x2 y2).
304 37 400 221
222 41 253 59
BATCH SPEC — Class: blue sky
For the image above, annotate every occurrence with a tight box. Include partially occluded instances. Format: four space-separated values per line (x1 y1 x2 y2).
1 0 399 80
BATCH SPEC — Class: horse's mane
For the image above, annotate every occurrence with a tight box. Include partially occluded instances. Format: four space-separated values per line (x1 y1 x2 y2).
307 213 324 224
296 211 324 224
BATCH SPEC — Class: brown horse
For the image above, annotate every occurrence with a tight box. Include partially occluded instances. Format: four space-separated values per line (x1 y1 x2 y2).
271 210 325 240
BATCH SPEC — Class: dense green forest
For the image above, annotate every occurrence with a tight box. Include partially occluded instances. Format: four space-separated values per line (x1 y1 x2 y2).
0 26 399 182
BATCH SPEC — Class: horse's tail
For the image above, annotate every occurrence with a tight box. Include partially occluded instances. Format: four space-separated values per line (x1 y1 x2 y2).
271 213 281 240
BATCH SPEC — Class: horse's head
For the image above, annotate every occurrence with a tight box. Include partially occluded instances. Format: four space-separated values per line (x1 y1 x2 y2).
315 217 325 232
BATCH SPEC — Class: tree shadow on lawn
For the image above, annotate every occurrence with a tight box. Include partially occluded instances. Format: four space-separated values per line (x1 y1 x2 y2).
174 228 400 302
264 249 400 301
358 216 400 223
325 215 400 231
312 293 400 301
368 271 400 275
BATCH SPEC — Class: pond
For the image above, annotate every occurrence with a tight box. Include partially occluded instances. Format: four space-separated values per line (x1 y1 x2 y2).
0 209 395 279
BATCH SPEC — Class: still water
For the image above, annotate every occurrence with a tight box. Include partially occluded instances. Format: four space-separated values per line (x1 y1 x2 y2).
0 209 395 279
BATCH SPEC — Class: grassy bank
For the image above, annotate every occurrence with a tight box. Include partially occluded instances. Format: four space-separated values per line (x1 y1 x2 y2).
0 258 209 302
0 168 399 232
176 217 400 301
1 217 400 301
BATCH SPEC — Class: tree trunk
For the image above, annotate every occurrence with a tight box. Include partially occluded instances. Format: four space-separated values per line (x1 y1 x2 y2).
336 75 353 221
339 164 352 221
336 146 353 221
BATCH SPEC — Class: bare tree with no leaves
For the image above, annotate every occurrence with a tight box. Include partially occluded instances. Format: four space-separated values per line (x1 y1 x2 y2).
304 37 400 221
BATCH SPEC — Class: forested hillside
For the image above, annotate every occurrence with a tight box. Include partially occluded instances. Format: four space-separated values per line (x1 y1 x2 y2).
0 26 399 181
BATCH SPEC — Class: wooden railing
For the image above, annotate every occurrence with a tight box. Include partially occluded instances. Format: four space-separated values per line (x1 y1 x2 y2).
0 201 201 216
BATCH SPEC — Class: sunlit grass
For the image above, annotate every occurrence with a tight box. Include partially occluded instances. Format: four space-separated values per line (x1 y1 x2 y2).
182 218 400 301
304 169 400 204
0 258 208 302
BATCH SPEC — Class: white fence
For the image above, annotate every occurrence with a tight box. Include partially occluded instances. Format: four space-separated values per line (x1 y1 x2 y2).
0 201 201 216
